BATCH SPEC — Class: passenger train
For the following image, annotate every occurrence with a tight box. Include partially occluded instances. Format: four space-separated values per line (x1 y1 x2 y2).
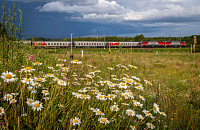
25 41 186 48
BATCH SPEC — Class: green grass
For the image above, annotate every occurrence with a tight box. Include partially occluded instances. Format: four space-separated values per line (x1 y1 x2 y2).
0 46 199 129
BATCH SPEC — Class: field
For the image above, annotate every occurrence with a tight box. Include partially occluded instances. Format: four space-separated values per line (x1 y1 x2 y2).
0 46 200 129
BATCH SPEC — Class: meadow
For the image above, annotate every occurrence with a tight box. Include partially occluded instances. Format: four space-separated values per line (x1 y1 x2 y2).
0 46 199 129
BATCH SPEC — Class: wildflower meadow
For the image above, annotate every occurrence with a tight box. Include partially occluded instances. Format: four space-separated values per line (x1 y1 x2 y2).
0 46 200 129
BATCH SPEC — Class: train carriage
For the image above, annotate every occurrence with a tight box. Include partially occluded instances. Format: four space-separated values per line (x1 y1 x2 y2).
26 40 186 48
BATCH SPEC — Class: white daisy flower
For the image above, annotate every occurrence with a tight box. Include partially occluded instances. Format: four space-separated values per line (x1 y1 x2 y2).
42 90 49 96
1 71 17 83
128 64 138 68
134 86 144 91
93 109 105 116
10 99 17 104
159 111 167 116
96 94 106 101
146 122 155 129
107 67 114 70
139 95 145 101
3 94 13 101
21 78 33 84
72 117 81 126
33 62 42 66
58 80 66 86
126 109 135 116
34 77 46 82
153 103 160 113
98 117 110 125
48 66 54 69
26 98 34 106
118 82 128 89
71 59 82 64
130 125 136 130
56 64 64 67
21 67 35 72
43 97 49 100
27 86 37 94
32 100 43 111
110 105 119 112
143 110 153 117
133 100 143 108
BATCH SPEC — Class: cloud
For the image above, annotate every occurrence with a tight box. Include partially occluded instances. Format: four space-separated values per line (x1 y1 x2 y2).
36 0 200 23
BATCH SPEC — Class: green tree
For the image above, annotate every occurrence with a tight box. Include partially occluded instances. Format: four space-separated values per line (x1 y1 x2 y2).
32 36 37 41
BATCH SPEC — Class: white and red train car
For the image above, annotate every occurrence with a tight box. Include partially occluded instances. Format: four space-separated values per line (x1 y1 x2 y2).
25 41 186 48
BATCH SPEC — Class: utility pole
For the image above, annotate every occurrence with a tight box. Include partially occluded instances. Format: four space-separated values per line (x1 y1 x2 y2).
180 34 181 48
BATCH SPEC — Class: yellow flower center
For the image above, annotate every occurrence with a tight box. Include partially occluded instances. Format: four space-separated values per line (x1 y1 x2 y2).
81 95 87 98
34 83 38 86
48 73 51 75
57 64 61 66
97 111 101 114
129 93 132 96
0 109 1 113
74 60 79 62
160 112 164 114
55 79 58 81
110 95 114 98
43 91 47 93
147 81 151 83
104 80 108 82
73 119 78 123
141 96 144 99
105 96 110 98
35 62 40 65
31 88 34 91
11 99 15 103
121 83 125 86
5 74 12 79
113 107 117 110
7 95 11 98
60 81 64 84
101 119 107 123
99 95 103 98
25 67 31 70
129 111 133 114
35 103 40 108
37 78 43 81
29 100 33 104
110 83 113 85
25 79 30 82
125 94 128 97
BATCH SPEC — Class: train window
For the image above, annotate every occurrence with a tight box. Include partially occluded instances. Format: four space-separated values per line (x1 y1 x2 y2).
51 43 53 45
92 43 93 45
81 43 83 45
54 43 56 45
57 43 59 45
87 43 88 45
60 43 62 45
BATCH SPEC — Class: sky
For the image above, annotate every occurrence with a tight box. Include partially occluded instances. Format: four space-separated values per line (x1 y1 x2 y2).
1 0 200 39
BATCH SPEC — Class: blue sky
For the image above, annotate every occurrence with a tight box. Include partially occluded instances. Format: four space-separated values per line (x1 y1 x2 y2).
1 0 200 39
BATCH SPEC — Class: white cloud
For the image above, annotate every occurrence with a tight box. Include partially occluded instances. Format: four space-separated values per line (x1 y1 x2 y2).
37 0 200 23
